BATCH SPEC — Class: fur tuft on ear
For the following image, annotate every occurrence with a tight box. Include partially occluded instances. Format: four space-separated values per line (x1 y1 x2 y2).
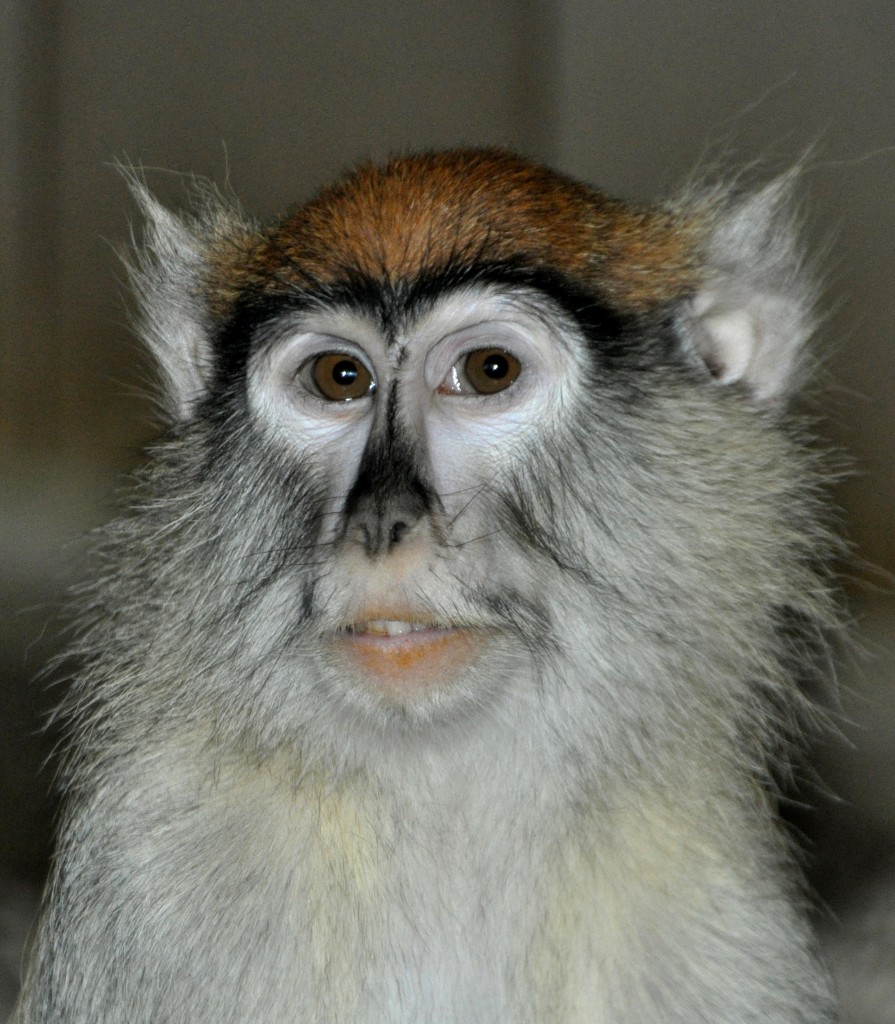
682 175 818 406
120 170 248 422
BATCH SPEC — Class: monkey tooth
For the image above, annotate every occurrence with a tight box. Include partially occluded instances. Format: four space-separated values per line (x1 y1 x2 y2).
349 620 444 637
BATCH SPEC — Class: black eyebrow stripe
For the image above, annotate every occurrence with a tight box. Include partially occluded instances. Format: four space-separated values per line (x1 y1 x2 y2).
210 259 637 392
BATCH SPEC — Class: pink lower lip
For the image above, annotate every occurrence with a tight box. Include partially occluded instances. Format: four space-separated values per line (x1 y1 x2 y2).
337 626 478 690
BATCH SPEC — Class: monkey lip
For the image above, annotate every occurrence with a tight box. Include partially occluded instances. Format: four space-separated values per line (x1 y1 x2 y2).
336 618 479 691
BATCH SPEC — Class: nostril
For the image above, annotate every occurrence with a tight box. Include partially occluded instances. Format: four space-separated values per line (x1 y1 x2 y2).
389 521 410 546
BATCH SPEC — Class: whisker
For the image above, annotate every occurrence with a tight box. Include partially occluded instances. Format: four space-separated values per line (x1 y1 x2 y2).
447 530 503 549
446 483 489 530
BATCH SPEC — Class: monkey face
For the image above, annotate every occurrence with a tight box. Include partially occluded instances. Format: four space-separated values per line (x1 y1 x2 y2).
243 284 586 713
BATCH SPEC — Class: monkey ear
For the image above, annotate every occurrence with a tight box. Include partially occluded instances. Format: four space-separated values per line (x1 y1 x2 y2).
682 177 816 406
124 179 214 421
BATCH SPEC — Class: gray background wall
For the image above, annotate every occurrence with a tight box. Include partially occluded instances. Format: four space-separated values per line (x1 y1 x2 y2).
2 0 893 1016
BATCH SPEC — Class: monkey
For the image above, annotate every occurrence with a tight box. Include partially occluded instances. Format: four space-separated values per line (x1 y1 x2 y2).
12 148 841 1022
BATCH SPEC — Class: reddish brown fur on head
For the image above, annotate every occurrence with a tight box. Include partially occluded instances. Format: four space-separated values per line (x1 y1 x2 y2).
203 149 706 321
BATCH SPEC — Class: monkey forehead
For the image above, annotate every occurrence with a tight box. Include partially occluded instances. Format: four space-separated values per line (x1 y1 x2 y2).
203 149 705 320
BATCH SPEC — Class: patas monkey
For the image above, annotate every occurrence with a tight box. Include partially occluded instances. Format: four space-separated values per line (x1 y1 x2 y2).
14 149 840 1022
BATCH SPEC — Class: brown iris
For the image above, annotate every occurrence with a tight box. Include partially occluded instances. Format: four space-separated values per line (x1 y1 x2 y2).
464 349 521 394
310 353 374 401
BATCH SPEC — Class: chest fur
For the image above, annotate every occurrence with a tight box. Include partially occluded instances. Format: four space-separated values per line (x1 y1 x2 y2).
136 762 728 1021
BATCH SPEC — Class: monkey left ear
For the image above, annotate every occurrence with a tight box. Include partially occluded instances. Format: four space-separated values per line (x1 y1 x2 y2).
682 178 816 406
124 177 216 422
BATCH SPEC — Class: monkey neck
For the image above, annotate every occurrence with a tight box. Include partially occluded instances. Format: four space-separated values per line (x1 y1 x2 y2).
59 720 783 1022
162 711 752 878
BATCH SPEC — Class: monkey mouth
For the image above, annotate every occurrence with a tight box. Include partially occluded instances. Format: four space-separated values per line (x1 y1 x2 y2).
335 616 478 692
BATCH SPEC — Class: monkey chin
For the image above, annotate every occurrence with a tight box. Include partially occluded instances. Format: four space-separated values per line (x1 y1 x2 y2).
335 623 481 699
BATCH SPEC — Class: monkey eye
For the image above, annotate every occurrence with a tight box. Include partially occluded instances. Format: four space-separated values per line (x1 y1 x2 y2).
439 348 522 396
302 352 376 402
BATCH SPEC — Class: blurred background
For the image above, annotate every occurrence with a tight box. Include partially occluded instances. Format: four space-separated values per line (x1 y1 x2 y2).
2 1 893 1019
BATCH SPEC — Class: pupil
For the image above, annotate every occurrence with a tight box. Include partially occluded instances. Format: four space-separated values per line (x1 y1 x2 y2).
483 353 508 379
333 360 359 385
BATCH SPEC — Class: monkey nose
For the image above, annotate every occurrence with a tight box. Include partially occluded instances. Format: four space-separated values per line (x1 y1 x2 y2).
341 450 434 558
345 497 426 558
353 518 412 556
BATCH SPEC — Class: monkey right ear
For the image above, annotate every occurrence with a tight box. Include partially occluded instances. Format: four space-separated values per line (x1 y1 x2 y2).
125 180 214 421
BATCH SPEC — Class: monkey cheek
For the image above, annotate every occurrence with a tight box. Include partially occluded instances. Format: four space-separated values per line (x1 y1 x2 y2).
334 629 481 698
